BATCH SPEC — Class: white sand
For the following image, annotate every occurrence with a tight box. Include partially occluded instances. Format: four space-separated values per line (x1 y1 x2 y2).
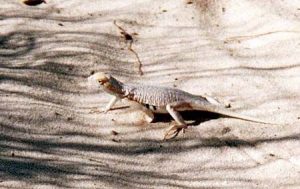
0 0 300 188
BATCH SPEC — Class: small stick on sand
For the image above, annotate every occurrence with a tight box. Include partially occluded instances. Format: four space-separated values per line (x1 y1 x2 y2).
113 20 143 76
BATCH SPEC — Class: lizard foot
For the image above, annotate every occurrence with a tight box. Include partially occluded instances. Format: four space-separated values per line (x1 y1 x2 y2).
163 125 187 140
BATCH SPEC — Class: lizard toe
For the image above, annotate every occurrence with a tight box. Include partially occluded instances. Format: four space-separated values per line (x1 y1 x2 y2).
144 114 154 123
163 125 186 140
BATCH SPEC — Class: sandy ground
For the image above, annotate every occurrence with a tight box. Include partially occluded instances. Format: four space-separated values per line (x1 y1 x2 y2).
1 0 300 188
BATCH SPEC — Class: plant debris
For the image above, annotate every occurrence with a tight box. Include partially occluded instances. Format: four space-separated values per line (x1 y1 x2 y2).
112 138 121 143
113 20 143 76
111 130 119 135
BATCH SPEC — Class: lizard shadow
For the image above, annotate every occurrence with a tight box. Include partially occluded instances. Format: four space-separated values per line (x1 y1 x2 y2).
153 110 222 126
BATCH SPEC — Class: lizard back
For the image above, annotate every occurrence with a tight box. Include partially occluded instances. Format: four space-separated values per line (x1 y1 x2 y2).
124 84 205 106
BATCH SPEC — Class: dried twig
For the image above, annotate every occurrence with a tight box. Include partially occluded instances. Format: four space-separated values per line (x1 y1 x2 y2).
114 20 143 76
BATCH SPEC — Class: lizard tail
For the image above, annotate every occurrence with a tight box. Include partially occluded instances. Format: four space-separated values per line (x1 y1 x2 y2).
192 103 276 125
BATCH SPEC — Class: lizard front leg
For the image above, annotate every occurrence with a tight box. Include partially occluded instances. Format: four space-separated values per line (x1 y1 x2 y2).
90 96 119 113
104 96 120 113
164 102 188 140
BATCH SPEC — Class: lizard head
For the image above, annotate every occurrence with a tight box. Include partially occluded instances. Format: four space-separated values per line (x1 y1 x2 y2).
94 72 111 86
88 72 124 96
88 72 111 87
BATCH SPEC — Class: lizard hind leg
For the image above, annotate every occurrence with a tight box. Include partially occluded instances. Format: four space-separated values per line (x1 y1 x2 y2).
143 109 155 123
133 103 155 123
164 103 188 140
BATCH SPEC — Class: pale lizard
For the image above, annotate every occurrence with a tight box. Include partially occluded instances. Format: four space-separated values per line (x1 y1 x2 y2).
88 72 276 140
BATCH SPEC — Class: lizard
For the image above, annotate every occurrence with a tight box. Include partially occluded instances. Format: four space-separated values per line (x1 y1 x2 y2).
88 72 276 140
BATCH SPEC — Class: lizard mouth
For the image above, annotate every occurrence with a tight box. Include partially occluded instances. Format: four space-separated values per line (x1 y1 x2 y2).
98 80 108 85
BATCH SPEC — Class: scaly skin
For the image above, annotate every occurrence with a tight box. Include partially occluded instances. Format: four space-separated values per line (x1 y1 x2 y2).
88 72 276 140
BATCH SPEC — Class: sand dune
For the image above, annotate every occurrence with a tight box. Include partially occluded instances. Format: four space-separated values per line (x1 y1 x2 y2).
0 0 300 188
